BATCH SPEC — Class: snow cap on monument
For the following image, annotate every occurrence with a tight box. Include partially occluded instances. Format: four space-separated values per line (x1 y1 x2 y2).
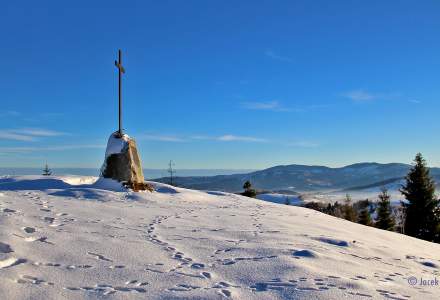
101 131 145 187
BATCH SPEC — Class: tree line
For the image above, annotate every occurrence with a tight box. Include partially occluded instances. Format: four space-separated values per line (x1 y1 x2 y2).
242 153 440 244
307 153 440 243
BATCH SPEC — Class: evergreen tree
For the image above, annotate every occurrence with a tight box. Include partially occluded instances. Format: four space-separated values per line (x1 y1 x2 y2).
358 208 372 226
375 188 395 231
42 164 52 176
400 153 439 241
242 180 256 198
357 199 372 226
243 180 252 191
304 201 325 212
325 201 343 218
342 194 357 222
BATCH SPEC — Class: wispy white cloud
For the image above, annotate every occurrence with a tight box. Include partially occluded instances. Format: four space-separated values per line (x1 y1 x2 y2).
0 128 65 141
40 112 63 118
241 101 329 113
43 145 105 151
0 110 21 117
138 134 186 142
241 101 293 112
189 135 211 140
126 132 322 148
15 128 65 137
341 89 401 103
408 99 421 104
342 89 376 102
265 50 293 63
286 141 320 148
0 111 63 121
0 144 105 154
139 133 269 143
0 131 36 141
216 135 268 143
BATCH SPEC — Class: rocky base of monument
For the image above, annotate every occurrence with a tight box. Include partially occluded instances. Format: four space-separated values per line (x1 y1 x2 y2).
122 181 154 192
101 132 152 192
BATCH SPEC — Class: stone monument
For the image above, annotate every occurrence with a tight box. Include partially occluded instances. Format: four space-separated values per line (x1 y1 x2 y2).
100 50 150 191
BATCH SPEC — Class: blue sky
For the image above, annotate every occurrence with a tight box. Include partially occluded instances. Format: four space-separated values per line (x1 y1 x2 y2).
1 0 440 169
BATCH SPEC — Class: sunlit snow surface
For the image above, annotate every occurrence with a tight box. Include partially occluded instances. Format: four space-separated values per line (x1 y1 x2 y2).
0 175 439 299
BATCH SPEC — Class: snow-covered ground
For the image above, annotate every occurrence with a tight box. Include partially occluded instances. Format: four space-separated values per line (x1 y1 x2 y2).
1 176 440 300
256 193 302 206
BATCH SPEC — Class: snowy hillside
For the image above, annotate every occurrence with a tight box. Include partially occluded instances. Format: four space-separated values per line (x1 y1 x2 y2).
1 176 440 299
256 193 303 206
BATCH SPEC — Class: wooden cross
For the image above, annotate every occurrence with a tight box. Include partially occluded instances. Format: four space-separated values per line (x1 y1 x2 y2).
115 49 125 136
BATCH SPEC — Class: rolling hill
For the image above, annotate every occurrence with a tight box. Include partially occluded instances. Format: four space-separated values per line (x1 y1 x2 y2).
154 162 440 193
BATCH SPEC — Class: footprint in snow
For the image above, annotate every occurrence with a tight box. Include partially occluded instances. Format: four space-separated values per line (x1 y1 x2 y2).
0 257 27 269
315 237 349 247
24 236 50 243
420 261 438 268
0 242 13 253
43 217 55 224
22 227 36 233
108 265 125 269
219 289 232 297
292 249 318 258
87 252 113 262
65 264 93 269
15 275 53 286
168 284 200 292
190 263 205 269
33 262 61 267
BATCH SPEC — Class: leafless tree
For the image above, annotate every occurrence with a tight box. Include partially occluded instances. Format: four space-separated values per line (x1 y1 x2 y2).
168 160 176 186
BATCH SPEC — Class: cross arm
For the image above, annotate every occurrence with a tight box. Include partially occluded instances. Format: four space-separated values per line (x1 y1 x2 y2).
114 60 125 73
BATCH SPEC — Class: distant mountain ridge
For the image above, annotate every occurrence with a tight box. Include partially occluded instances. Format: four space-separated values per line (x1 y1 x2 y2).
154 162 440 192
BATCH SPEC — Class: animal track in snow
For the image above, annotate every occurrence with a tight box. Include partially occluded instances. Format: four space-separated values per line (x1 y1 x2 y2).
145 266 164 273
65 264 93 269
24 236 51 244
43 217 55 224
213 281 237 288
108 265 125 269
217 255 277 265
15 275 53 286
87 252 112 262
191 263 205 269
0 257 27 269
292 249 318 258
218 289 232 297
64 284 146 295
22 227 36 233
250 279 297 292
315 237 349 247
168 283 201 292
0 241 13 253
